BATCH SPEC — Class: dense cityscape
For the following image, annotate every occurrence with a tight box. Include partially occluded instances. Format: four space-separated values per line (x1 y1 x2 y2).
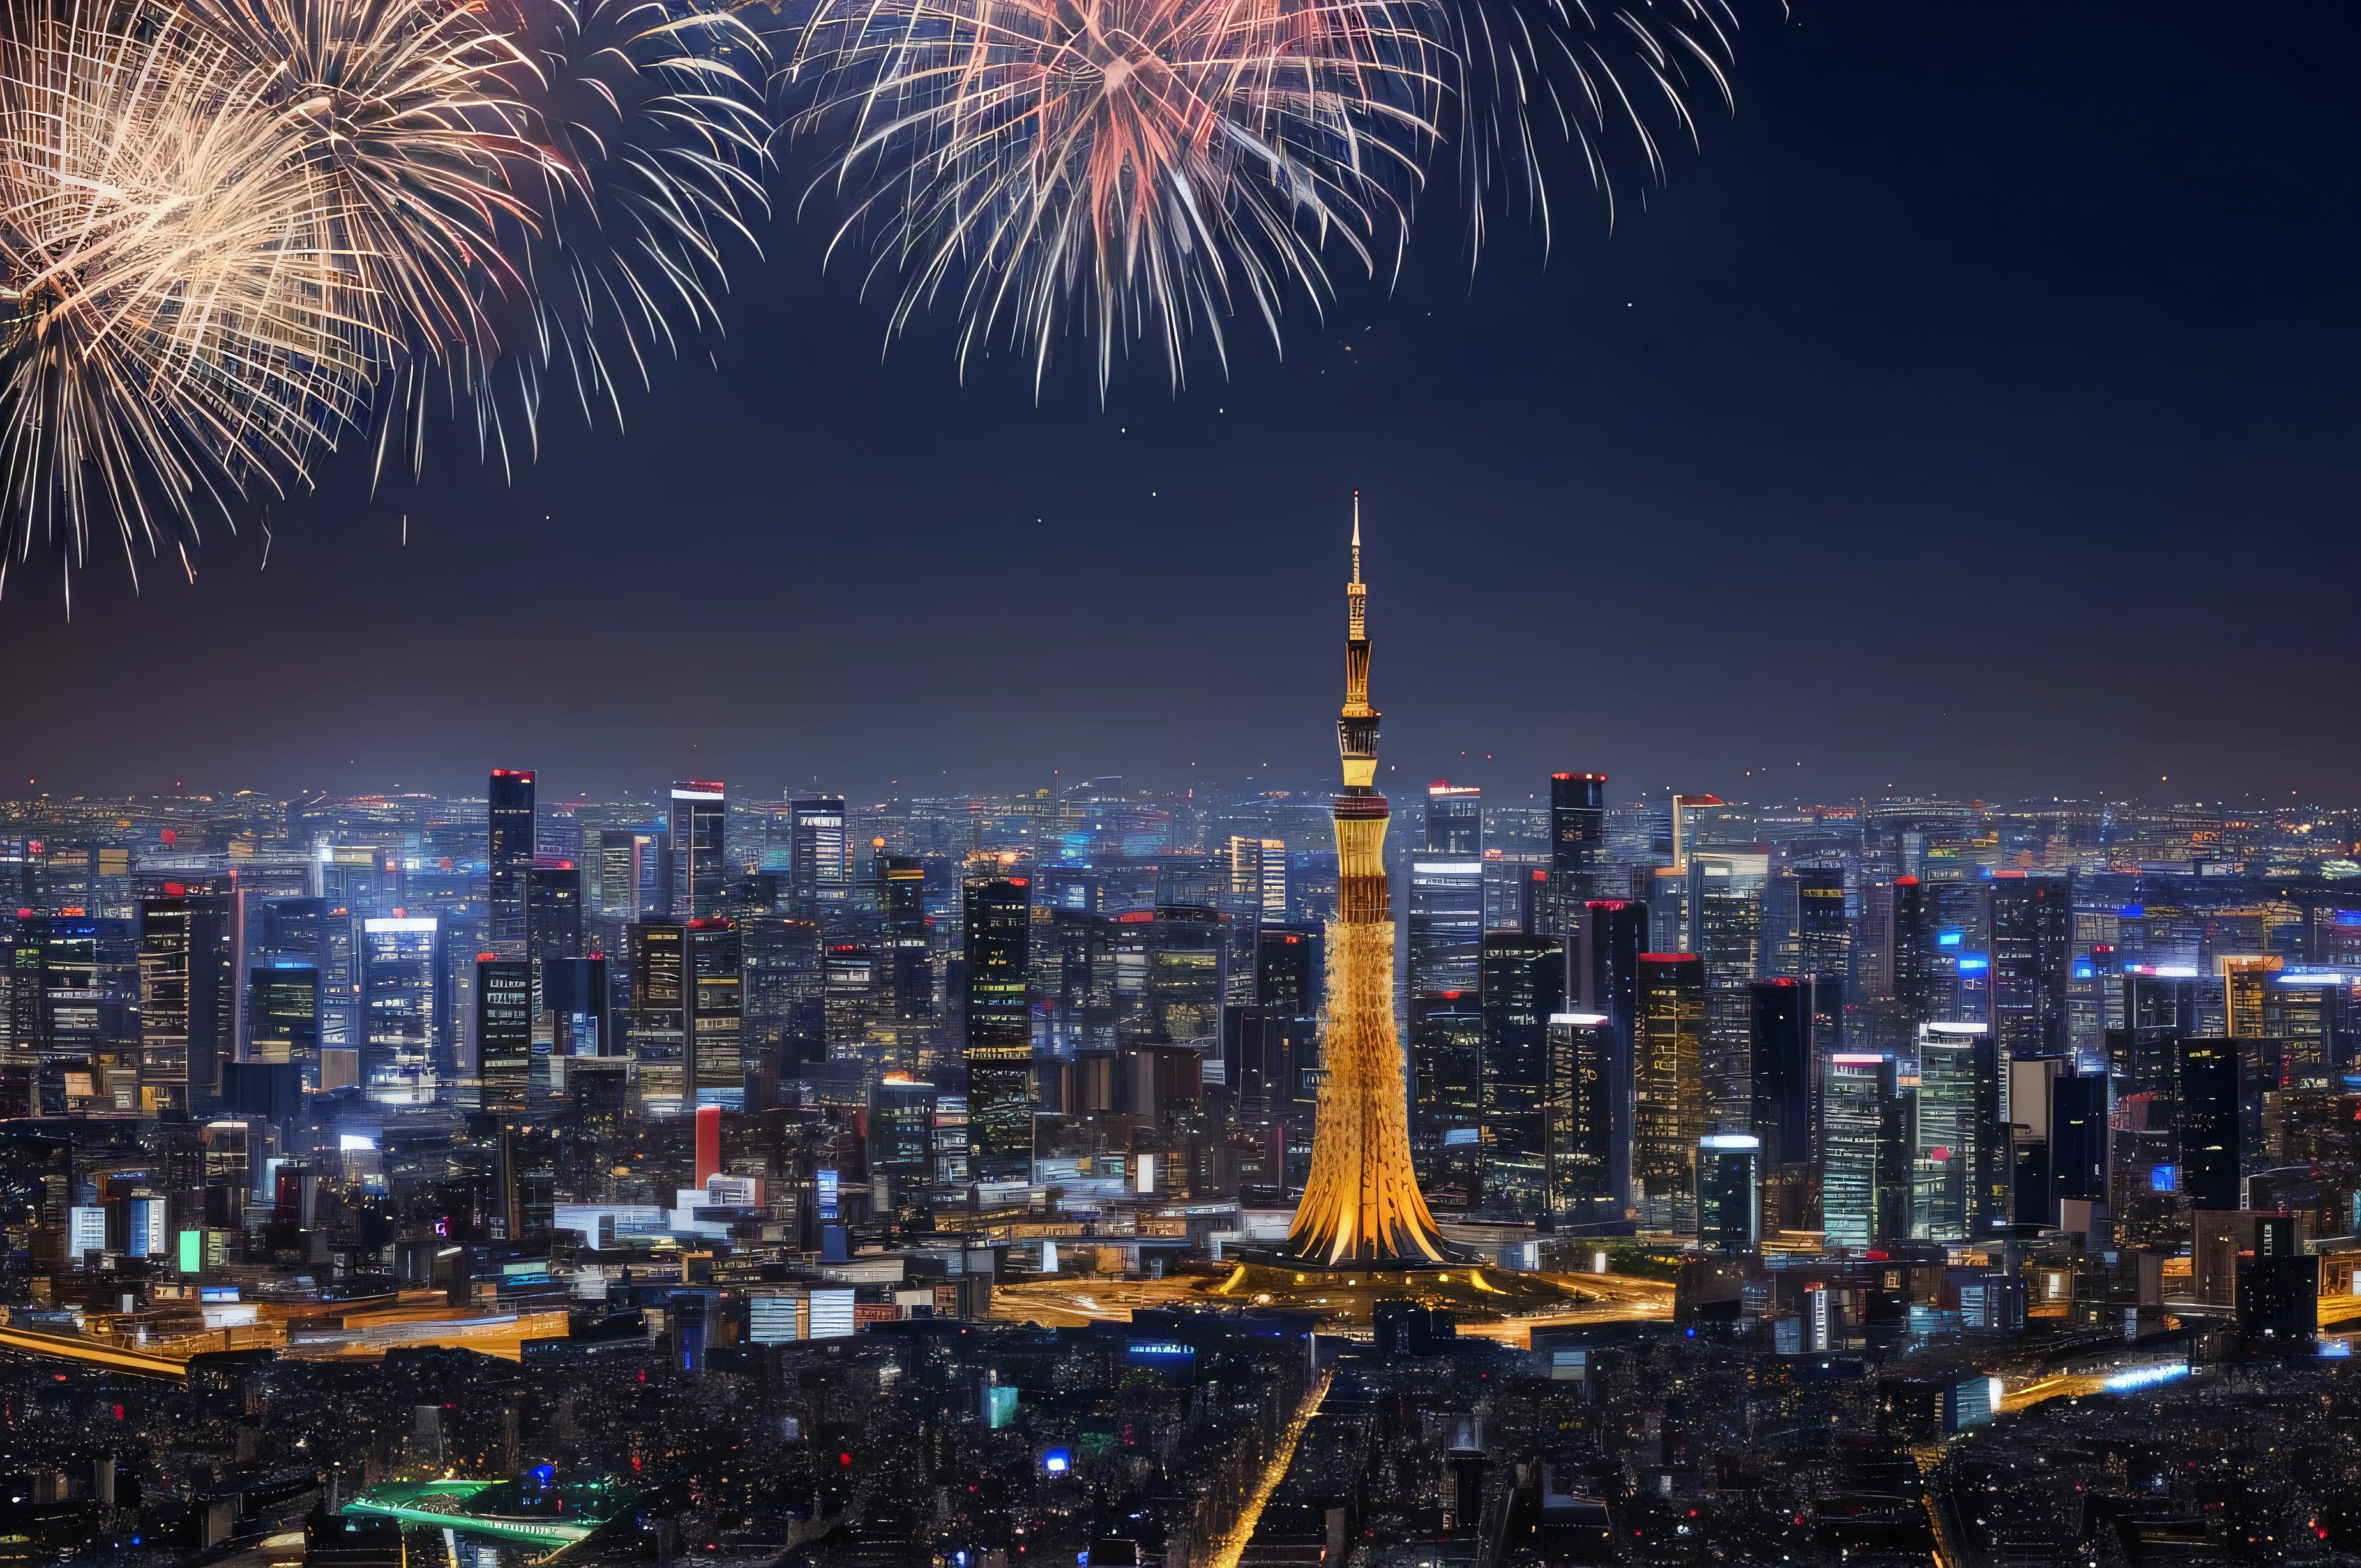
2 539 2358 1568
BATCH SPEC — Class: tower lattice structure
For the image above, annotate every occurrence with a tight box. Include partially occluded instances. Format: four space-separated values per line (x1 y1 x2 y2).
1281 497 1453 1267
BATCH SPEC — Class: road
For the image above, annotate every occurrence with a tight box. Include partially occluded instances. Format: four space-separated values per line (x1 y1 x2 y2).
987 1271 1676 1341
0 1325 188 1379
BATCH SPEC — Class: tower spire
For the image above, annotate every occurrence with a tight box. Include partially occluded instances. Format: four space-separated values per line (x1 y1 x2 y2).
1351 490 1361 586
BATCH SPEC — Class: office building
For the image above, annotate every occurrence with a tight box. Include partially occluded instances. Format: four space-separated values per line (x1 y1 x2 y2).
1749 977 1813 1233
488 768 534 958
1690 851 1767 1136
1548 771 1606 910
1823 1053 1905 1250
1633 952 1704 1233
669 782 727 919
1988 872 2069 1060
1425 781 1483 857
1479 932 1564 1217
361 915 440 1104
687 918 744 1107
789 796 851 921
1696 1134 1762 1250
477 957 533 1113
137 892 232 1113
964 875 1032 1179
2178 1036 2241 1213
1911 1020 2005 1242
1543 1011 1616 1220
597 828 669 919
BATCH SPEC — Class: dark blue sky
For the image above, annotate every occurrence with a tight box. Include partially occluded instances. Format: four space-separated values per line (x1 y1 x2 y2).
6 1 2354 811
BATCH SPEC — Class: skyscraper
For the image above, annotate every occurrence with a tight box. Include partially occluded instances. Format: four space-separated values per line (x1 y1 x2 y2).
1749 977 1813 1232
669 783 727 919
1891 876 1939 1047
477 956 533 1113
137 892 232 1113
1634 952 1705 1232
1911 1020 2007 1242
1695 1135 1762 1250
488 770 535 959
1479 932 1564 1216
1989 872 2069 1060
1690 851 1767 1136
361 915 440 1105
789 796 851 921
2178 1036 2241 1213
1823 1053 1905 1250
597 828 669 920
963 875 1032 1179
687 918 744 1108
1283 500 1450 1267
1408 800 1486 1185
1543 1011 1616 1220
1549 772 1606 910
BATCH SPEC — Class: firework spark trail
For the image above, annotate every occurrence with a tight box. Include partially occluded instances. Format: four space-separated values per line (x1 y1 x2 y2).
1450 0 1743 257
794 0 1446 393
0 0 374 610
383 0 773 480
186 0 547 370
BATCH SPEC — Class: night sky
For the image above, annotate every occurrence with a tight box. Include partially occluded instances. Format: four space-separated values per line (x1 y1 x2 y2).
5 1 2354 811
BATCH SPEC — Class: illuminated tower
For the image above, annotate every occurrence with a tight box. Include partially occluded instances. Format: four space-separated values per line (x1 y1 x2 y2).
1282 497 1453 1266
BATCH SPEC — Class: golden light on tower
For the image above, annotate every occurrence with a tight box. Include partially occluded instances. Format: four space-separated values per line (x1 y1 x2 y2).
1281 495 1453 1267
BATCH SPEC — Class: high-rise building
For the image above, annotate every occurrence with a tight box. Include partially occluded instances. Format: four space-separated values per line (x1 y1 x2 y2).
137 893 232 1113
477 956 533 1113
597 828 669 919
1823 1053 1904 1250
1543 1011 1616 1221
1690 852 1767 1136
544 955 609 1062
687 918 744 1108
1254 926 1320 1015
1479 932 1564 1217
1283 500 1450 1267
626 921 688 1110
1891 876 1939 1046
2178 1036 2241 1213
669 783 727 920
868 848 933 1075
1695 1134 1762 1250
1910 1020 2006 1242
1795 865 1850 1047
1634 952 1705 1232
1585 898 1647 1211
1425 781 1483 857
2050 1069 2108 1209
1548 772 1606 910
963 875 1032 1179
1408 825 1485 1184
788 797 851 921
2222 953 2281 1042
488 770 535 958
526 864 583 973
1227 836 1289 923
1989 872 2069 1061
1749 978 1813 1233
361 915 440 1104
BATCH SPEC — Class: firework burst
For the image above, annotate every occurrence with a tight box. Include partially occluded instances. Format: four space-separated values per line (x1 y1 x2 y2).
380 0 772 480
1450 0 1743 254
184 0 548 367
0 0 371 608
794 0 1444 392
